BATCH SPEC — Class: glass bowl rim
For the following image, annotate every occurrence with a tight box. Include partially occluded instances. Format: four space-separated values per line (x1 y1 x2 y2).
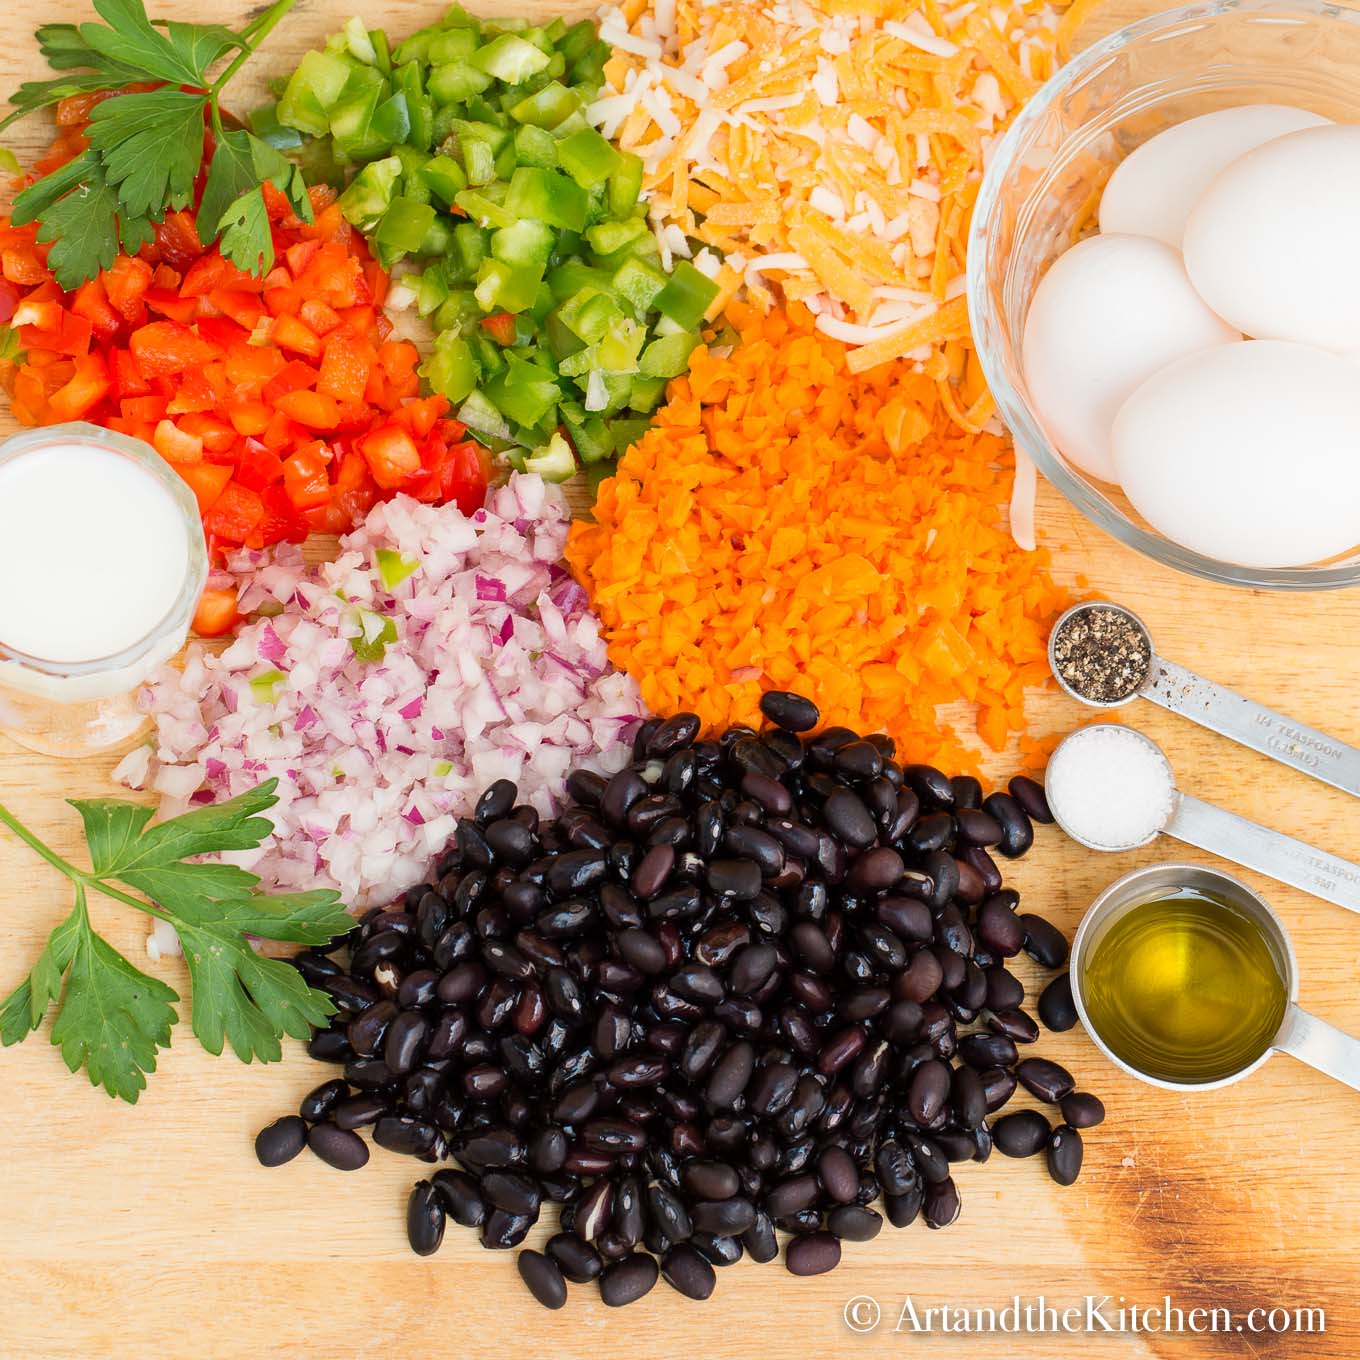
966 0 1360 591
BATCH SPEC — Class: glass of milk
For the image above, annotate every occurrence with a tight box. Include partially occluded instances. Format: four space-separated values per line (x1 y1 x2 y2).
0 424 208 755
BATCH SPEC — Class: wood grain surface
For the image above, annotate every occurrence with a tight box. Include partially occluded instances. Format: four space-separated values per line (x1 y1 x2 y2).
2 2 1358 1357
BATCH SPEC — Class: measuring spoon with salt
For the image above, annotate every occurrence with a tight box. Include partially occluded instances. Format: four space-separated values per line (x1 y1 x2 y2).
1046 724 1360 915
1048 601 1360 799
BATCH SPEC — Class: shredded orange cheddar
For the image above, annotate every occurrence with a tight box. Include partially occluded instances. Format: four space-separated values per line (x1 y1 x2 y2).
592 0 1059 385
566 303 1069 775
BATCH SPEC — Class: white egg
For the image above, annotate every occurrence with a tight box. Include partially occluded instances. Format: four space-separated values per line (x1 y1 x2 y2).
1021 235 1239 483
1183 124 1360 353
1111 340 1360 568
1098 104 1328 247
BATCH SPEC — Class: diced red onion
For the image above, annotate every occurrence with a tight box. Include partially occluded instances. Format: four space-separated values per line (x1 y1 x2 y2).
116 475 646 907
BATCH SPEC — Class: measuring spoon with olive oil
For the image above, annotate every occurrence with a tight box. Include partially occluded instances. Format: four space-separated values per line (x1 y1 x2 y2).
1082 889 1287 1084
1071 864 1360 1094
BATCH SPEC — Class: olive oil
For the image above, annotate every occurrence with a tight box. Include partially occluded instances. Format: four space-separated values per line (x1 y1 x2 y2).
1083 889 1288 1083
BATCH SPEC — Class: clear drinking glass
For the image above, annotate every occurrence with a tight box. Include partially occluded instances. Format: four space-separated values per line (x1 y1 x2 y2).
0 424 207 756
968 0 1360 590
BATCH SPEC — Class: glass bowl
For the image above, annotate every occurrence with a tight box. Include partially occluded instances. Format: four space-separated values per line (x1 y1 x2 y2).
968 0 1360 590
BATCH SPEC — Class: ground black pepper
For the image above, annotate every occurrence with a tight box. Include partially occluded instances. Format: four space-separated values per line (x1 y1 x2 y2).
1051 605 1152 704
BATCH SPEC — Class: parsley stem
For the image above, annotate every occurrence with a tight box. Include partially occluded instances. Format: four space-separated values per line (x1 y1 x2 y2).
0 800 85 881
0 800 172 923
211 0 299 96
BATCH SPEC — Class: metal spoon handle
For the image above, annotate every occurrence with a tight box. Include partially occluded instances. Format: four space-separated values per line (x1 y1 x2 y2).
1144 657 1360 799
1165 794 1360 915
1274 1005 1360 1093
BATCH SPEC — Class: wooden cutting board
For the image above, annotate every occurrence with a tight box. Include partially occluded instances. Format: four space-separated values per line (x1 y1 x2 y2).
2 2 1358 1356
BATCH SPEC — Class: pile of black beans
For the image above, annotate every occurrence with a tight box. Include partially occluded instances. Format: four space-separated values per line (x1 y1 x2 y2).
256 692 1102 1309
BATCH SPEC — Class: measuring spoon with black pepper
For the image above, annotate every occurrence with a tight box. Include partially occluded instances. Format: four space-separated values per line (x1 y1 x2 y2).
1048 600 1360 800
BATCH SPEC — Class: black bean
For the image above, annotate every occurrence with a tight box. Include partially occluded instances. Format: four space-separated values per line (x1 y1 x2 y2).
662 1243 717 1300
958 1033 1018 1070
1020 913 1069 968
306 1122 369 1171
707 858 762 900
691 1197 756 1235
517 1249 568 1309
483 1209 534 1250
648 712 700 755
984 965 1025 1012
923 1176 961 1229
1060 1092 1106 1129
988 1008 1040 1044
907 811 955 854
1038 973 1078 1031
785 1232 841 1276
306 1027 353 1063
691 1232 744 1266
993 1110 1052 1158
908 1059 951 1124
741 1211 778 1263
546 1231 602 1282
951 1065 988 1129
1048 1124 1084 1186
955 807 1003 847
759 691 819 732
482 1171 541 1216
980 1067 1018 1114
1016 1057 1076 1103
740 771 793 817
884 1184 924 1227
833 740 883 781
298 1078 349 1124
905 764 954 808
600 1253 660 1306
407 1180 446 1256
255 1116 307 1167
815 1145 857 1203
706 1040 755 1108
847 846 905 892
1008 775 1054 824
827 1204 882 1242
977 895 1025 957
906 1134 950 1185
647 1182 693 1242
333 1093 388 1131
765 1174 818 1218
384 1011 429 1075
951 774 982 809
684 1159 739 1200
374 1116 439 1158
982 792 1033 858
822 788 877 848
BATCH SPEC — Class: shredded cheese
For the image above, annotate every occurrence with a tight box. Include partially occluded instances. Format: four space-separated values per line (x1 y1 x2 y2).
589 0 1058 387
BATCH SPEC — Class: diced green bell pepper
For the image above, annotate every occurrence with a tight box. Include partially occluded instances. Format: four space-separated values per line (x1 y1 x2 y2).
278 49 354 134
523 431 576 482
557 127 622 188
504 167 587 231
423 335 479 402
611 257 668 316
374 196 436 256
428 28 478 64
640 331 701 379
338 155 402 231
492 218 555 270
653 260 721 330
428 62 492 105
420 153 467 204
507 81 581 128
586 217 647 257
454 188 516 229
471 33 551 83
474 258 544 314
451 221 488 276
458 391 513 442
608 151 645 217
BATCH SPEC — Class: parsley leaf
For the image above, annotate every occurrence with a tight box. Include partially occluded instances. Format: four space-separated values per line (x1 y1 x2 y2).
80 0 221 88
217 186 274 275
86 88 205 218
49 889 180 1102
2 0 302 285
34 165 122 290
0 780 351 1104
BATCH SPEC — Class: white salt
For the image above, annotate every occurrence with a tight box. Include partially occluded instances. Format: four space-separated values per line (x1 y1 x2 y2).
1045 725 1176 851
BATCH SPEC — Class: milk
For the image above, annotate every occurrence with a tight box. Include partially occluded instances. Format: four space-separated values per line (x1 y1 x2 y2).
0 432 204 722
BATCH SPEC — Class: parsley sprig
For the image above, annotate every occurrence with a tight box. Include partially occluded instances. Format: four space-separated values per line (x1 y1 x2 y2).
0 0 311 288
0 781 352 1104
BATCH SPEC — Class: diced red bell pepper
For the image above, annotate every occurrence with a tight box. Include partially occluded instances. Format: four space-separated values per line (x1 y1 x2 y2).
224 398 272 437
166 369 217 416
109 348 150 399
103 256 153 323
70 278 123 343
2 248 49 286
357 421 421 489
316 331 373 405
191 585 240 636
261 358 318 405
271 313 323 359
120 395 167 422
280 445 331 511
248 483 310 549
208 288 266 329
130 321 218 377
153 418 204 464
201 480 265 545
233 439 286 492
274 388 341 431
147 211 205 271
47 352 112 421
479 311 518 346
143 286 198 323
300 298 343 336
